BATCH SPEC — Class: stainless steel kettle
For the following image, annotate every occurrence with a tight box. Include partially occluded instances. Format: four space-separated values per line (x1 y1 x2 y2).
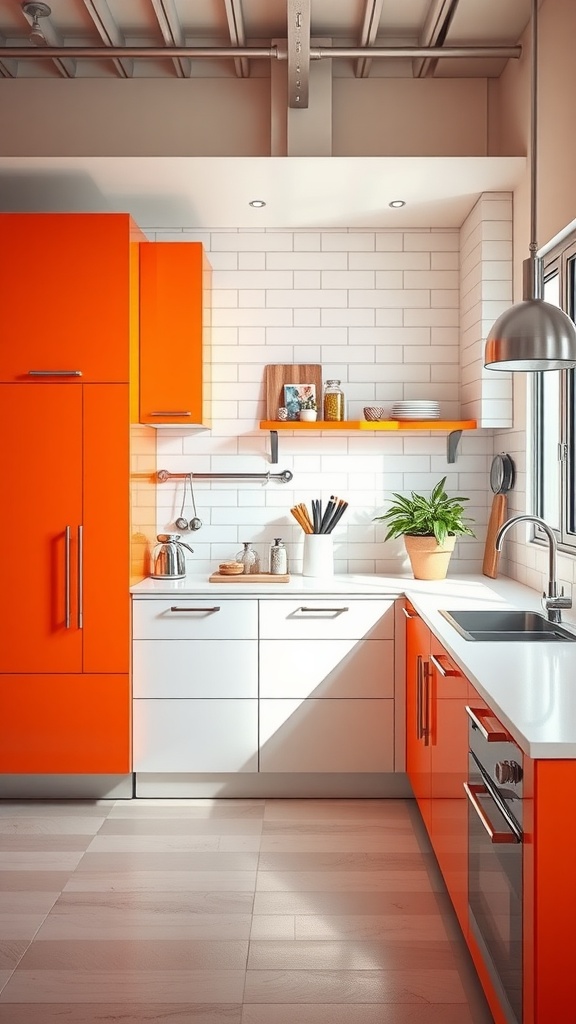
151 534 194 580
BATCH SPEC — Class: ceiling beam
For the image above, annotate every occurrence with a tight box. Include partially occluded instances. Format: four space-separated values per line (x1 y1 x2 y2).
149 0 190 78
224 0 249 78
0 43 521 61
82 0 133 78
413 0 460 78
287 0 310 108
355 0 385 78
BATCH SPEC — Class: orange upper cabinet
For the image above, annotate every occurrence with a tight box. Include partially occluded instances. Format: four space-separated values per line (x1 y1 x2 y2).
139 241 211 425
0 213 142 384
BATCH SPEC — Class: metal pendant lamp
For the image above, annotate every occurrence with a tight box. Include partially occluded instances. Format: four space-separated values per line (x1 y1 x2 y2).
485 0 576 372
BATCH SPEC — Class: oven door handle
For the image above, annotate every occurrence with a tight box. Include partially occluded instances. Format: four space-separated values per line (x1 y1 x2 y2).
465 705 509 742
464 782 520 844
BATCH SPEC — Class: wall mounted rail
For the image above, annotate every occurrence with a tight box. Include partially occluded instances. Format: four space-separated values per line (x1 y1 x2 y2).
157 469 293 483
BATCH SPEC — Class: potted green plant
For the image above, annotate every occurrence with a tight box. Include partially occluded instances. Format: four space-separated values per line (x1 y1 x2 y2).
373 477 474 580
298 394 318 421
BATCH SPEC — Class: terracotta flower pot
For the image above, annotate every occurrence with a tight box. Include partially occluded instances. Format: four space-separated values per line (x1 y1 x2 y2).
403 534 456 580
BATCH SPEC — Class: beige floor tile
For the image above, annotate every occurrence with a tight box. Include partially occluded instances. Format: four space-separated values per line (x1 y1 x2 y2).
0 968 247 1003
255 870 439 892
0 803 113 818
36 901 254 941
263 801 413 821
64 870 257 892
0 894 58 915
0 917 53 941
294 913 450 941
0 973 12 995
257 851 434 872
0 1005 243 1023
87 833 221 851
19 938 249 970
52 889 254 914
253 890 450 916
0 873 71 893
0 941 28 971
259 835 422 853
0 837 95 852
243 968 468 1003
241 1004 490 1024
262 820 418 837
0 818 106 836
247 939 463 971
249 916 296 940
219 836 262 853
85 841 259 866
0 854 84 872
108 800 264 819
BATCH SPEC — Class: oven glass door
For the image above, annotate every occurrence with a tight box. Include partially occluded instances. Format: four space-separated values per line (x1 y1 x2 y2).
467 753 522 1024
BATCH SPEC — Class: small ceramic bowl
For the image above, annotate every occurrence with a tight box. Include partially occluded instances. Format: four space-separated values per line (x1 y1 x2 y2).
364 406 386 421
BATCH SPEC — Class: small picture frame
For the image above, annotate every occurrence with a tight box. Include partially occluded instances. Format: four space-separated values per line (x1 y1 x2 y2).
283 383 316 420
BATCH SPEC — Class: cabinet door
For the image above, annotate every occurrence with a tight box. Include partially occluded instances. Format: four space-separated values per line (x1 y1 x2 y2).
133 699 258 773
139 242 208 424
0 213 133 383
405 604 432 831
429 642 470 935
0 674 130 773
259 698 394 773
82 384 130 673
260 639 394 698
133 640 258 698
0 384 83 673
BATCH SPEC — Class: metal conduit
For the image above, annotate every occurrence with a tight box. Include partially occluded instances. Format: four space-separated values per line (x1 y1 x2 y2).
0 44 521 60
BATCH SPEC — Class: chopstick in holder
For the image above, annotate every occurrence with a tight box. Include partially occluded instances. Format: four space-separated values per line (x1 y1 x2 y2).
312 499 320 534
325 499 348 533
290 505 314 534
319 496 336 534
296 502 315 534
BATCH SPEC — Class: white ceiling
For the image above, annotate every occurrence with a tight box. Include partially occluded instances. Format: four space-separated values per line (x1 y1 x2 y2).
0 155 525 228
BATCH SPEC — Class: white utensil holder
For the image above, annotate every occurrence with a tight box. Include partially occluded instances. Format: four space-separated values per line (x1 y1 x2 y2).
302 534 334 577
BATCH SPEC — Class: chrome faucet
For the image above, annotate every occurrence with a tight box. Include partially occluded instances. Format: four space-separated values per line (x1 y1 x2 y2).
495 514 572 623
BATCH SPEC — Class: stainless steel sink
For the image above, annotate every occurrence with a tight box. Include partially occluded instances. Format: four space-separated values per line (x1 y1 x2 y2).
439 608 576 642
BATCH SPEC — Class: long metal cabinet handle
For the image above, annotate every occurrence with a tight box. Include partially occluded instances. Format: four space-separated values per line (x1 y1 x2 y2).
464 782 520 844
430 652 460 677
422 660 431 745
150 410 192 416
78 526 83 629
28 370 83 377
297 606 349 614
416 655 423 739
169 606 221 613
64 526 71 629
465 706 509 742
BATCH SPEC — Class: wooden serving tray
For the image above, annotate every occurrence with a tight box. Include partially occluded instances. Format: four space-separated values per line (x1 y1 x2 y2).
209 572 290 583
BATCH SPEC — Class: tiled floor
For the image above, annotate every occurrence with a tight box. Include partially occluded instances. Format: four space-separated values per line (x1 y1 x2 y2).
0 797 494 1023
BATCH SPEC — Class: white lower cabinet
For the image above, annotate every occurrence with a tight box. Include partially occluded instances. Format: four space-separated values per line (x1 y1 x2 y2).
132 594 397 781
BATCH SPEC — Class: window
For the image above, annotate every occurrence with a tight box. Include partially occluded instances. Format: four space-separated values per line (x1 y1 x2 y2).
533 236 576 550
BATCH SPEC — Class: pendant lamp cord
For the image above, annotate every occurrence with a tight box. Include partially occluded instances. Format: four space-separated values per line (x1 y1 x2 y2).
529 0 537 255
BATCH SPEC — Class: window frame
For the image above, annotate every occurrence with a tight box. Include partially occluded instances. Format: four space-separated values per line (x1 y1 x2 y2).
532 234 576 551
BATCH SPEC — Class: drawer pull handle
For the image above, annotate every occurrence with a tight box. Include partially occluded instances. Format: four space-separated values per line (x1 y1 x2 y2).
150 411 192 417
464 783 520 844
28 369 82 377
169 606 221 613
430 653 459 677
465 705 509 742
297 606 349 614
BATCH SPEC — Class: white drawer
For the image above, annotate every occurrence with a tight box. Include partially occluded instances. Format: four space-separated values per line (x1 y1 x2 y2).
133 640 258 698
132 598 257 640
259 599 395 640
259 698 394 773
133 699 258 773
260 639 394 698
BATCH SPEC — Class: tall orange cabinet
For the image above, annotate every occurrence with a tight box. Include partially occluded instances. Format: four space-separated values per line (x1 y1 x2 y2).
0 213 142 775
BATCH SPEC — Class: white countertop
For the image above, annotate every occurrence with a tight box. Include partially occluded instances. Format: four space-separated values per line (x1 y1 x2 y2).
131 572 576 759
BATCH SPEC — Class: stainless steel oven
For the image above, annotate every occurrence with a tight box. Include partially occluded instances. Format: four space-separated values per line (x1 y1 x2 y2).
465 705 523 1024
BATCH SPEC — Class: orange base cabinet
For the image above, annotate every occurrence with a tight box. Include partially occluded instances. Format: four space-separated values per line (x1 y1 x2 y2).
0 675 131 774
139 241 211 425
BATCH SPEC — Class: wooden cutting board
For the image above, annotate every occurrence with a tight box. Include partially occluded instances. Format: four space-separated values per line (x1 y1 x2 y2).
209 572 290 583
482 493 507 579
265 364 323 420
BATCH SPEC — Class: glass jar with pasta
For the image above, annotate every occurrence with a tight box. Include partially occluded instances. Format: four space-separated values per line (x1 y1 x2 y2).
323 379 345 421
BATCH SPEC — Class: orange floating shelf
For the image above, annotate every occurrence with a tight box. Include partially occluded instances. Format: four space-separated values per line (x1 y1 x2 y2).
259 419 477 431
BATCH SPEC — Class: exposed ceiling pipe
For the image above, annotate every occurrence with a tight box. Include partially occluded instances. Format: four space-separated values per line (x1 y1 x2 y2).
0 44 521 60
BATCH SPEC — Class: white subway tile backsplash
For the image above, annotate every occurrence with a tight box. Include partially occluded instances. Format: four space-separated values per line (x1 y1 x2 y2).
267 289 348 307
266 251 347 270
293 309 322 327
321 232 375 251
352 289 430 308
321 308 375 326
350 251 429 270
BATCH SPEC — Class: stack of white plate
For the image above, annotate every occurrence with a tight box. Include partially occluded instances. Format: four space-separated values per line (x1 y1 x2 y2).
391 401 440 420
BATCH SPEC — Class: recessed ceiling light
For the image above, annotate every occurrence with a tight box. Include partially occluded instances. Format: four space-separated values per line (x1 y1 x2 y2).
389 200 406 209
249 200 266 208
